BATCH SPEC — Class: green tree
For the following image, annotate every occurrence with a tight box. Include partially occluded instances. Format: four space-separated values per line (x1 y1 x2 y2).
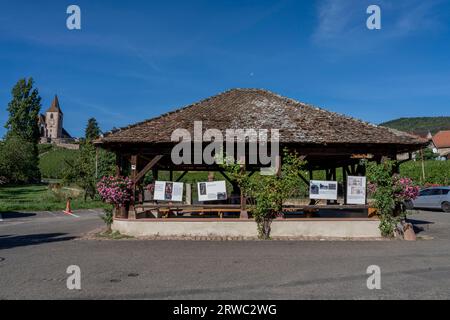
85 117 101 141
63 118 115 199
422 148 437 160
2 78 42 183
0 135 40 184
0 140 6 184
63 141 97 200
5 78 41 143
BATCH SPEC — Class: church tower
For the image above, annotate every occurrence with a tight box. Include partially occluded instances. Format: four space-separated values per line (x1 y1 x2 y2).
45 95 63 139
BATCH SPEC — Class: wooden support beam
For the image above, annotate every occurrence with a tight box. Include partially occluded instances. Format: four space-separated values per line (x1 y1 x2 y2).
344 166 351 176
152 169 159 180
115 153 122 176
298 172 310 187
342 166 348 205
129 155 138 219
247 170 257 178
175 171 188 182
217 169 235 185
239 156 248 219
135 155 163 183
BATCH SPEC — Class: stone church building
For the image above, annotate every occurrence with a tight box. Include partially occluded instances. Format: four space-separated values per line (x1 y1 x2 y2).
38 95 75 145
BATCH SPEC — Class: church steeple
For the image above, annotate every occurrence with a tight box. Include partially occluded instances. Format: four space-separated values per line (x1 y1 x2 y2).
46 95 63 114
44 94 64 140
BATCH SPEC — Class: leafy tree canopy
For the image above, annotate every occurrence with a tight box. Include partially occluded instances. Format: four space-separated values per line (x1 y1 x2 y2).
85 117 101 141
4 77 41 143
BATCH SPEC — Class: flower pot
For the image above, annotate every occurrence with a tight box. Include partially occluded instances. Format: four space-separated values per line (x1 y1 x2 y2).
114 205 128 219
368 207 377 218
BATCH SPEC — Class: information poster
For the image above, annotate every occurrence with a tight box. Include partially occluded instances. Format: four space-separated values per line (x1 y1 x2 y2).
197 181 227 201
346 176 367 205
309 180 338 200
153 181 184 202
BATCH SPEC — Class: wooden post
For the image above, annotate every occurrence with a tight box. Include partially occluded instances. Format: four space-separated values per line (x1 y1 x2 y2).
420 149 426 183
308 170 315 205
115 153 122 176
152 169 159 181
185 183 192 205
95 148 99 179
239 156 248 219
329 167 337 204
342 166 348 205
129 155 138 219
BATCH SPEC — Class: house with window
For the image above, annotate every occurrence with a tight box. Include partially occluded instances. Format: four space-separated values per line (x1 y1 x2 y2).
431 130 450 160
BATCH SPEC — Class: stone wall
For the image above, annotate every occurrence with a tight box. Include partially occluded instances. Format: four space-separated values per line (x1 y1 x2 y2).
112 219 382 239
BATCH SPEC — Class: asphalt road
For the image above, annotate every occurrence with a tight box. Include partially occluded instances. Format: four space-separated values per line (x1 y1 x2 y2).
0 209 449 299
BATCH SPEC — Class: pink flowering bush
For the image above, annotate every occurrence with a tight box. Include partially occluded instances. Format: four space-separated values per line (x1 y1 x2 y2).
97 176 133 206
367 160 420 237
392 175 420 202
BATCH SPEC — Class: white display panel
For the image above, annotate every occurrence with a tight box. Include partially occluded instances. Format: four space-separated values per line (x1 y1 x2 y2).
197 181 227 201
346 176 367 205
309 180 338 200
153 181 184 202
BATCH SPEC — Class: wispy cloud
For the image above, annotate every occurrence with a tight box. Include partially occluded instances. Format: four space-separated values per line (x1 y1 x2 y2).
312 0 446 50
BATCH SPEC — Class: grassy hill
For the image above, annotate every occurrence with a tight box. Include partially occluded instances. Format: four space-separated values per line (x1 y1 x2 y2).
39 145 79 179
380 117 450 136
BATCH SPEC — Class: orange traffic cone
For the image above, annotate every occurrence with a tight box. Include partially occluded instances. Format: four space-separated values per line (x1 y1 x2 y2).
63 197 72 214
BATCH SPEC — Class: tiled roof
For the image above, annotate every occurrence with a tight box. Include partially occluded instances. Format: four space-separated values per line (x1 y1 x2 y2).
432 130 450 148
98 88 426 146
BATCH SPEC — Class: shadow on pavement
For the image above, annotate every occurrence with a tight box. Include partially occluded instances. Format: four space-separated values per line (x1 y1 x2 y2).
0 233 76 250
408 218 434 234
0 212 36 219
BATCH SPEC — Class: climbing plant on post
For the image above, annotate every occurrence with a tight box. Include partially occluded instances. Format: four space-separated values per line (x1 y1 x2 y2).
366 160 420 237
220 149 306 239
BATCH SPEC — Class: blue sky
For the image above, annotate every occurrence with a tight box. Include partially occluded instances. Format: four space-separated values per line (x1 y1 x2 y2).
1 0 449 138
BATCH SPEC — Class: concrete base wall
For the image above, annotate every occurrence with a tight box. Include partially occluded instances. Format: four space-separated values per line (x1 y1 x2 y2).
113 219 381 238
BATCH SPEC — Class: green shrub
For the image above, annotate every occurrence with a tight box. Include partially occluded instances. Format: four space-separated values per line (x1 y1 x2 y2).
0 135 40 183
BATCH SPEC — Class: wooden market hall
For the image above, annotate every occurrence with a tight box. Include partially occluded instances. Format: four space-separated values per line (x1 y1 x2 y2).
95 88 426 221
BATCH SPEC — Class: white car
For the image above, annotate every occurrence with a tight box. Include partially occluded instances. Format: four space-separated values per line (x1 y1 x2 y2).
406 187 450 212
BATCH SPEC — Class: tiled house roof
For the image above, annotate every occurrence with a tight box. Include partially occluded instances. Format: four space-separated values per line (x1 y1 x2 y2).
432 130 450 148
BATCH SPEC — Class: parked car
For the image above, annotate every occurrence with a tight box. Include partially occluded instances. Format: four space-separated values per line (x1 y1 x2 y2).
405 187 450 212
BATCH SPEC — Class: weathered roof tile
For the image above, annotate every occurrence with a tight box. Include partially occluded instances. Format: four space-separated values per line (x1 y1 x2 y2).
98 88 426 146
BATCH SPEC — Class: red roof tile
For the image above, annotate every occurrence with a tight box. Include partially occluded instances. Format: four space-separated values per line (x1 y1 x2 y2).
432 130 450 148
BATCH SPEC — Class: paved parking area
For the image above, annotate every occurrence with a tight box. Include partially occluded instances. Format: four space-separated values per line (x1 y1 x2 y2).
0 209 449 299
